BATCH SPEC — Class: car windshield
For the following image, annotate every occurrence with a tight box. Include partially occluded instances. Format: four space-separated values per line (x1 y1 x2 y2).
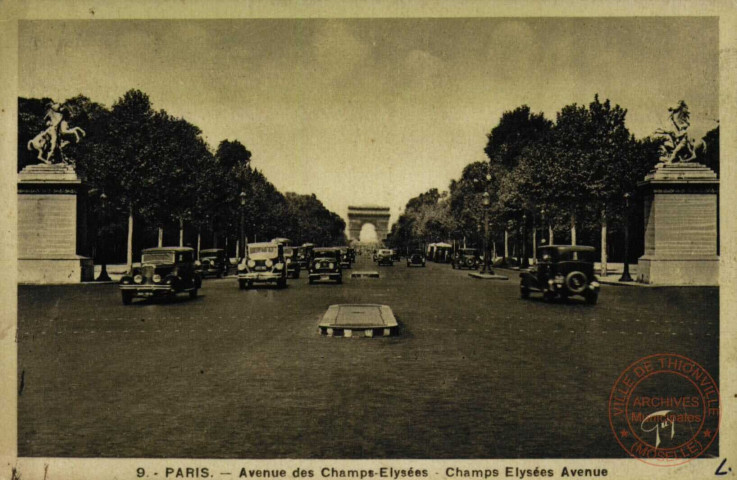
559 251 595 262
314 250 338 258
248 245 278 258
141 251 176 265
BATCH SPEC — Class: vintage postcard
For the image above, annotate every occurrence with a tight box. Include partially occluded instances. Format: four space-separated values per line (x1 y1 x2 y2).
1 1 735 480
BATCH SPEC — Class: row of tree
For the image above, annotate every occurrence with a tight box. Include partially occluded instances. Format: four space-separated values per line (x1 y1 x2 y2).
19 90 347 267
386 96 719 274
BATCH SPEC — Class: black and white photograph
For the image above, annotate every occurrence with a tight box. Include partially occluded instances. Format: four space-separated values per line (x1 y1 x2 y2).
2 2 735 479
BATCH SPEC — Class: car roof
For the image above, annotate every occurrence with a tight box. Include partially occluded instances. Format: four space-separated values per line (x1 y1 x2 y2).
248 242 279 248
142 247 194 253
200 248 224 253
540 245 596 254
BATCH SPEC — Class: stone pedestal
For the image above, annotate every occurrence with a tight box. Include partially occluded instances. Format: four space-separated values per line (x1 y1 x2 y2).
18 164 94 284
637 163 719 285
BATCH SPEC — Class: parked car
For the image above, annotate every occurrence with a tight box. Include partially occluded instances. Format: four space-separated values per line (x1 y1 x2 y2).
284 246 301 279
237 242 287 289
309 248 342 284
120 247 202 304
196 248 230 278
452 248 480 270
406 250 426 267
519 245 600 304
376 248 394 266
339 247 352 269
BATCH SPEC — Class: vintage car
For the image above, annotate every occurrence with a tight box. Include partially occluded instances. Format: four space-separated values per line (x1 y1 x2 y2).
347 247 356 263
339 247 352 269
452 248 480 270
392 249 401 261
196 248 230 278
120 247 202 304
298 243 315 269
309 247 342 284
406 250 426 267
376 248 394 266
237 242 287 289
284 246 301 279
520 245 600 304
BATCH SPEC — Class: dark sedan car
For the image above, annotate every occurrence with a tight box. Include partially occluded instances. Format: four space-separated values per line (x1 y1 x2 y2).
520 245 600 304
309 248 343 284
406 250 426 267
120 247 202 304
197 248 230 278
451 248 480 270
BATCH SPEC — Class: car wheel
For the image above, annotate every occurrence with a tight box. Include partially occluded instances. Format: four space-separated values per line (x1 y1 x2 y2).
543 290 556 302
189 288 198 299
121 291 133 305
565 271 588 294
238 280 246 290
277 277 287 289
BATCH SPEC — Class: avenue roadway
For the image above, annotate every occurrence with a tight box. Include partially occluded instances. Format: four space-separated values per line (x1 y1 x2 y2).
17 253 719 458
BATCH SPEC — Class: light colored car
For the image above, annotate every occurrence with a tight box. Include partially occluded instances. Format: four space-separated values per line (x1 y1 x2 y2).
237 242 287 289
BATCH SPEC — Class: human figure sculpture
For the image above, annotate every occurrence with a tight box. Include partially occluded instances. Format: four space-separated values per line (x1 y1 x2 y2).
27 102 86 164
653 101 706 164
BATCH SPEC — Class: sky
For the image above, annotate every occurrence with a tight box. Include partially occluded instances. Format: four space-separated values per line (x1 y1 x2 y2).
19 17 719 226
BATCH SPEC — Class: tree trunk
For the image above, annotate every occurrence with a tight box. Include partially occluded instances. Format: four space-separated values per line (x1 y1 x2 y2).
600 210 608 277
158 227 163 247
197 230 201 260
126 205 134 271
179 218 184 247
570 214 577 246
549 225 554 245
504 230 509 258
532 228 537 264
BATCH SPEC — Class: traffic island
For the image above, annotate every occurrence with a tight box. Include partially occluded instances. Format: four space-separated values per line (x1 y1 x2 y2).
318 304 398 337
350 271 380 279
468 272 509 280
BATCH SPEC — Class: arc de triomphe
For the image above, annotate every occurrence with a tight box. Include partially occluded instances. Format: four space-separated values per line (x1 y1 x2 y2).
347 205 390 243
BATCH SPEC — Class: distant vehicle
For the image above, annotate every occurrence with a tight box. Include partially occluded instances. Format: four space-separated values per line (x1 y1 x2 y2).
391 249 400 261
428 243 453 263
271 237 292 246
309 247 343 284
452 248 480 270
237 242 287 289
520 245 600 304
299 243 315 269
406 250 426 267
376 248 394 266
372 249 379 262
347 247 356 263
196 248 230 278
339 247 352 269
284 246 301 279
120 247 201 305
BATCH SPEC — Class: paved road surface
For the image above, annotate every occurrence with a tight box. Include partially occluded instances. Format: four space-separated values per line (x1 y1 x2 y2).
17 253 719 458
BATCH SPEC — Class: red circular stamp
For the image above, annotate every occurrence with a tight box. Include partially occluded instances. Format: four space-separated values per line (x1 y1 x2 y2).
608 353 720 466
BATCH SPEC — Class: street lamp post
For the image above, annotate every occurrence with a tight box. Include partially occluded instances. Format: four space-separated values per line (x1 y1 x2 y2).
239 191 246 261
619 192 634 282
95 192 112 282
480 191 494 275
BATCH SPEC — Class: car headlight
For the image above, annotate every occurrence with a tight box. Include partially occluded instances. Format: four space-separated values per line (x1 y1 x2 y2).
134 274 143 284
166 277 173 285
275 262 284 270
195 260 201 267
121 277 131 284
265 259 273 267
247 259 256 268
286 258 292 264
328 262 334 269
152 274 162 283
